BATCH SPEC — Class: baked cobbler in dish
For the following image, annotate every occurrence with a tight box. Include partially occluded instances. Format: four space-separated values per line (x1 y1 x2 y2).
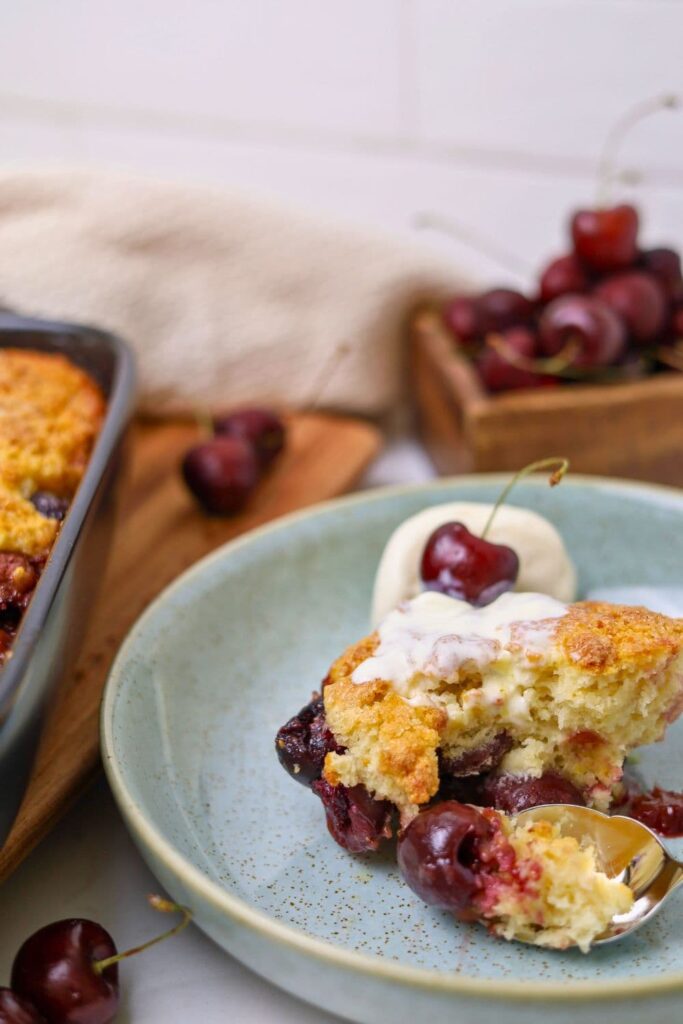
0 349 105 665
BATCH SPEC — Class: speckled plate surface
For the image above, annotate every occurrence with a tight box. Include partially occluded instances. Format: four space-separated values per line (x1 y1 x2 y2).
102 477 683 1024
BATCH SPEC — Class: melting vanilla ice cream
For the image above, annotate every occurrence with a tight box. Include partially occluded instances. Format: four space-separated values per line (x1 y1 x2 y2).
353 591 567 697
371 502 577 626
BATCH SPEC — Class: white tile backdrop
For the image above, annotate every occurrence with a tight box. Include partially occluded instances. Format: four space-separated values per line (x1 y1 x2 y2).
0 0 682 284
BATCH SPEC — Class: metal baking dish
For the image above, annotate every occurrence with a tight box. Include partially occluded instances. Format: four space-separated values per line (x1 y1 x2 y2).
0 311 135 844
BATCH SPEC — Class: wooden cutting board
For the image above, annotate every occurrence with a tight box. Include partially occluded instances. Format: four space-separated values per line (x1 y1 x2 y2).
0 412 381 882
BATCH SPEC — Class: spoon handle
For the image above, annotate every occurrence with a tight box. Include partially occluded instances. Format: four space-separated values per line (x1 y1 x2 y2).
670 860 683 890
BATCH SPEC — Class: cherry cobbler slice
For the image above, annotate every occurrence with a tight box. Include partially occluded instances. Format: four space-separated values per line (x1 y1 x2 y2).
276 590 683 948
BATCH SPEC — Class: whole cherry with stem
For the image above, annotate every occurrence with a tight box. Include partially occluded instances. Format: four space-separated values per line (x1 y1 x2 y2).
476 327 550 392
10 895 191 1024
420 458 569 606
571 95 679 272
214 408 286 468
182 402 286 515
538 294 626 368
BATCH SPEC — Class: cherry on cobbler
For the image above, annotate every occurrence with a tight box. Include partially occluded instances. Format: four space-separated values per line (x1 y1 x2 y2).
420 522 519 607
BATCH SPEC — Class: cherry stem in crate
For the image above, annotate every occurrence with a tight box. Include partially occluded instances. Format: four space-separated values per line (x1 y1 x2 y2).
415 211 532 277
481 458 569 540
597 93 680 206
193 407 215 439
93 895 192 974
306 341 352 410
657 342 683 372
485 333 581 375
486 333 651 383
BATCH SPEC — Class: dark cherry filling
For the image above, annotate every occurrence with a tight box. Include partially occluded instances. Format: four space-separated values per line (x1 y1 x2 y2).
628 788 683 838
0 495 70 671
0 553 41 613
275 696 392 851
397 801 500 914
275 693 341 787
438 761 586 814
610 772 683 838
30 491 70 521
0 625 14 665
478 771 586 813
312 779 393 853
276 694 591 855
439 733 513 778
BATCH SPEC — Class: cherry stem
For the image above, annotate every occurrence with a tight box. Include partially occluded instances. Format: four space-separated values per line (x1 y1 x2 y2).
481 458 569 540
193 407 215 439
306 341 352 410
657 342 683 372
486 332 581 375
93 895 192 975
486 333 650 382
597 93 680 206
415 211 532 277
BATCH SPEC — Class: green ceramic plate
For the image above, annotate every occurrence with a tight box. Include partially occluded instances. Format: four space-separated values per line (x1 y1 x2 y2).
101 476 683 1024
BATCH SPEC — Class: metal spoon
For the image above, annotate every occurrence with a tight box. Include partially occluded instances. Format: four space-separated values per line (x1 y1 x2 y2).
515 803 683 946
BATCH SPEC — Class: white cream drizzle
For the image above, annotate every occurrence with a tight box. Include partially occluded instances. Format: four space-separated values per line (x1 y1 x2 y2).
351 591 567 697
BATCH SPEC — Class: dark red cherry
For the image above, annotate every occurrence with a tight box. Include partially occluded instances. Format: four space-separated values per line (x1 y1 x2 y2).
214 408 285 469
0 989 46 1024
311 779 392 853
594 271 667 344
571 204 639 271
181 436 259 515
479 772 586 814
538 294 626 367
538 253 588 304
397 801 494 913
477 288 534 332
12 919 118 1024
443 296 482 344
641 247 683 302
275 694 341 787
476 326 550 392
420 522 519 607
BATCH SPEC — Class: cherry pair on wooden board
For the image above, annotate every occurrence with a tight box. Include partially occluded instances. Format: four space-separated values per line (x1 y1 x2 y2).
182 407 286 515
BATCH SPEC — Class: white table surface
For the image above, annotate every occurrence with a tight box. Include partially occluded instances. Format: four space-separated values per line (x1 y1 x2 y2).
0 441 435 1024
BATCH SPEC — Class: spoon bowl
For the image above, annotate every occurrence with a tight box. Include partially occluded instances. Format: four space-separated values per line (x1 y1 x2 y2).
516 804 683 946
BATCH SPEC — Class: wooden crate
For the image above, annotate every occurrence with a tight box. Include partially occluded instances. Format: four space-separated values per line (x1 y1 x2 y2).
411 309 683 484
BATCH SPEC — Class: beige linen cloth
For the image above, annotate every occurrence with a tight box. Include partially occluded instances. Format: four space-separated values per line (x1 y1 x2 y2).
0 168 466 417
